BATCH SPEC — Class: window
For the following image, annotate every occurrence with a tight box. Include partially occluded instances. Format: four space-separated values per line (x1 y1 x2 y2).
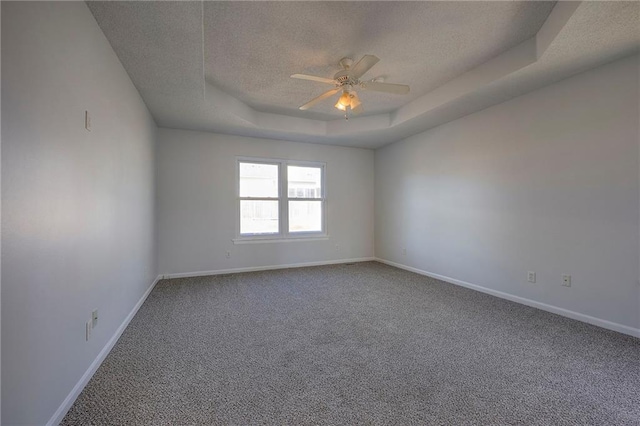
237 158 326 241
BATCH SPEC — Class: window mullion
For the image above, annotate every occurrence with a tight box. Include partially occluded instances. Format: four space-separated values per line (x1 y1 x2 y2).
280 162 289 237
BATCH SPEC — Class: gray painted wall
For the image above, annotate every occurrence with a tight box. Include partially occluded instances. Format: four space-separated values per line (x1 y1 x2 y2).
375 55 640 331
156 129 375 275
1 2 638 424
2 2 157 424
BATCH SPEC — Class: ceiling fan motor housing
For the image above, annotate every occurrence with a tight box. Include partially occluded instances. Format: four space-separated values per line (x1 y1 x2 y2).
333 69 353 85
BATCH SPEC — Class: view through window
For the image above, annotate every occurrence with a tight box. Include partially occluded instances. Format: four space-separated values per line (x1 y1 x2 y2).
287 166 322 233
239 162 279 235
238 159 325 238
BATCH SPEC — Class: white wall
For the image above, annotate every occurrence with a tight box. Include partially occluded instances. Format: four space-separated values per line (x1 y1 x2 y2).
375 55 640 333
2 3 157 424
157 129 374 275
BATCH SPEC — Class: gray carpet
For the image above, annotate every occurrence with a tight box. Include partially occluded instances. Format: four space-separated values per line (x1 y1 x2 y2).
62 262 640 425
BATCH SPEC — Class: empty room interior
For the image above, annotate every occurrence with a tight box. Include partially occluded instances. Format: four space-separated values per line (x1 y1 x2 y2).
2 1 640 424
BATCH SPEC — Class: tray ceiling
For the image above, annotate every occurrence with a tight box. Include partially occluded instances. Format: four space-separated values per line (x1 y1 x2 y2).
87 1 639 148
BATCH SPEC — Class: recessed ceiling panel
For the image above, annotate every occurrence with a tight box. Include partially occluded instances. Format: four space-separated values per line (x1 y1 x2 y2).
203 1 556 120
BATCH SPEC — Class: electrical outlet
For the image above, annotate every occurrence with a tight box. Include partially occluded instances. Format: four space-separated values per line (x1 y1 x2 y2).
562 274 572 287
86 320 92 341
92 309 99 327
402 248 407 255
527 271 536 283
225 251 231 259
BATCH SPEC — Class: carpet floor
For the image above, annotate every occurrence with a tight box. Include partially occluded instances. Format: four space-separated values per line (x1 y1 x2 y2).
62 262 640 425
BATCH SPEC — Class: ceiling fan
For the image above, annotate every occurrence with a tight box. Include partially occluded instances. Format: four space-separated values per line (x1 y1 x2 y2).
291 55 410 119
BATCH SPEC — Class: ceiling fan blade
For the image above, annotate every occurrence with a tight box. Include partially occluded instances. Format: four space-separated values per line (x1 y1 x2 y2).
291 74 336 84
360 81 410 95
349 55 380 79
299 88 341 110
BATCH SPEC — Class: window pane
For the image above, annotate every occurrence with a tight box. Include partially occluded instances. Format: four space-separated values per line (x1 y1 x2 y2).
289 201 322 233
240 200 278 234
288 166 321 198
240 163 278 198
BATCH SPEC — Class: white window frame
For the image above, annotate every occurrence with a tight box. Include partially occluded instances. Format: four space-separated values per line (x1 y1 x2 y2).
234 157 327 243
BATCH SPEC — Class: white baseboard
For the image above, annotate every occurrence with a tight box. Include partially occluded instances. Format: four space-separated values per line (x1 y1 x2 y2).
375 258 640 339
161 257 376 279
47 274 163 426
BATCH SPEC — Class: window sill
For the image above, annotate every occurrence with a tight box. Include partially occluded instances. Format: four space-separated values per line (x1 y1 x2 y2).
233 235 329 244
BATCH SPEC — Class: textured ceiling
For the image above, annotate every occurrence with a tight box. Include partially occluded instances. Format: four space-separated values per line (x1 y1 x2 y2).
203 1 555 120
88 1 203 98
87 1 640 149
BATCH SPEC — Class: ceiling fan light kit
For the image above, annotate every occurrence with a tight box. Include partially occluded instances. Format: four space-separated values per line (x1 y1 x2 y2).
291 55 410 120
334 90 362 120
336 91 351 109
